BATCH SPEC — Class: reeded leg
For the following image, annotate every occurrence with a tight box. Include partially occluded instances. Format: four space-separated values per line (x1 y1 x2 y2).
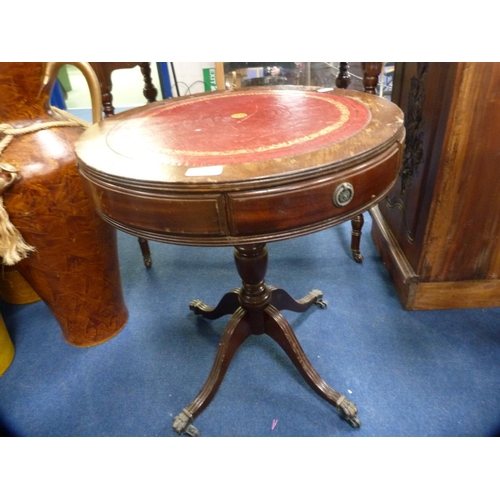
189 286 326 319
269 286 327 311
350 213 364 263
264 305 360 427
173 307 252 436
189 288 240 319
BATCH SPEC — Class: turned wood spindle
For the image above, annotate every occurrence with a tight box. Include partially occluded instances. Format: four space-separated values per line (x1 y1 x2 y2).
335 62 351 89
361 62 384 94
139 62 158 103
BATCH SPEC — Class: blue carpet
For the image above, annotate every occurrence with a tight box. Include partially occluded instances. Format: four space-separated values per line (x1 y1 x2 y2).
1 213 499 438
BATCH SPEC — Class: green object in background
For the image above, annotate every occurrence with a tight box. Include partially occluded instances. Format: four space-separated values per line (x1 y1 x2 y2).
57 65 72 93
203 68 217 92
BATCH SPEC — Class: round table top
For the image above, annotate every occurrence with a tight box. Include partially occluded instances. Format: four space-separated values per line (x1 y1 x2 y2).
75 87 405 246
76 87 404 190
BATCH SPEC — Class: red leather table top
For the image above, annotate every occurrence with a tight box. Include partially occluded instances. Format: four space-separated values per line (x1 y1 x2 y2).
77 88 404 187
105 90 371 166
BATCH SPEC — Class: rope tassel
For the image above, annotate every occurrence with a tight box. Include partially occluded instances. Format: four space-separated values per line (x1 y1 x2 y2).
0 195 36 265
0 163 35 265
0 110 89 265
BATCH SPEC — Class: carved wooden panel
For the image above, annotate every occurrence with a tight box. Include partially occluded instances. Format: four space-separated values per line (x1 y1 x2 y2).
372 62 500 309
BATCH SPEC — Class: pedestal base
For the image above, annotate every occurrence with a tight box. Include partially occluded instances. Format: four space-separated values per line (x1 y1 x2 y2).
173 243 360 436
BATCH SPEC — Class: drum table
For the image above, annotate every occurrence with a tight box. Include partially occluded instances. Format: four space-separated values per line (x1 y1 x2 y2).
76 87 405 436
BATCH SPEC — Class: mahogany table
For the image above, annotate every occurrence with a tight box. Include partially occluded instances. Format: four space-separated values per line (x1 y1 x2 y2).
75 86 405 436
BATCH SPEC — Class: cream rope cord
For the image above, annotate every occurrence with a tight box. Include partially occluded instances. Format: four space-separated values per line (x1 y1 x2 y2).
0 108 90 265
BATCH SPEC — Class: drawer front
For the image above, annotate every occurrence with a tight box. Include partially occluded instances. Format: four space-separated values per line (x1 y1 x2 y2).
227 145 402 237
80 177 228 237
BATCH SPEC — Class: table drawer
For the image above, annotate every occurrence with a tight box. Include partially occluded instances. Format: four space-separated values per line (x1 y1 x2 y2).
80 177 228 237
226 144 402 237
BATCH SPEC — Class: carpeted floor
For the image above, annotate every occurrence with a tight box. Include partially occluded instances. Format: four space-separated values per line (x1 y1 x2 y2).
1 212 499 438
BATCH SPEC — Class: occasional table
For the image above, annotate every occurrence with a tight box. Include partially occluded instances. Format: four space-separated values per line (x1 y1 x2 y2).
76 86 405 435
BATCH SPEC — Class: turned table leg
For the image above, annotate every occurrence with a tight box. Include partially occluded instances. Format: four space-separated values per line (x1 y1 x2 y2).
351 213 364 263
173 243 360 436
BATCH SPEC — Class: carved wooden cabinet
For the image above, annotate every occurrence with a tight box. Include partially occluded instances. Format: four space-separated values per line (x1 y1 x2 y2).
371 62 500 310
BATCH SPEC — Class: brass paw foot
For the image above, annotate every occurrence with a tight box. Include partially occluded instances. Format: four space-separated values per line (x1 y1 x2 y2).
351 250 364 264
189 299 205 315
312 290 328 309
173 409 200 436
336 395 361 428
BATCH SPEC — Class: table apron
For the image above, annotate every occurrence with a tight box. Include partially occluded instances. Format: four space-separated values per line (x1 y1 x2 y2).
78 141 403 246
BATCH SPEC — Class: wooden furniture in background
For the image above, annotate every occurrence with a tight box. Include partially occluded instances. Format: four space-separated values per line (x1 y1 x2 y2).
89 62 158 117
89 62 159 268
371 62 500 310
346 63 384 262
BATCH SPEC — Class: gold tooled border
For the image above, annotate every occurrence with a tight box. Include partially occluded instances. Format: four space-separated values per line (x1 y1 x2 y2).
125 91 358 158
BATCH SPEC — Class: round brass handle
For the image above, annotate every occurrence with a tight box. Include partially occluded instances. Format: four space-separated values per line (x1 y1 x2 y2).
333 182 354 207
